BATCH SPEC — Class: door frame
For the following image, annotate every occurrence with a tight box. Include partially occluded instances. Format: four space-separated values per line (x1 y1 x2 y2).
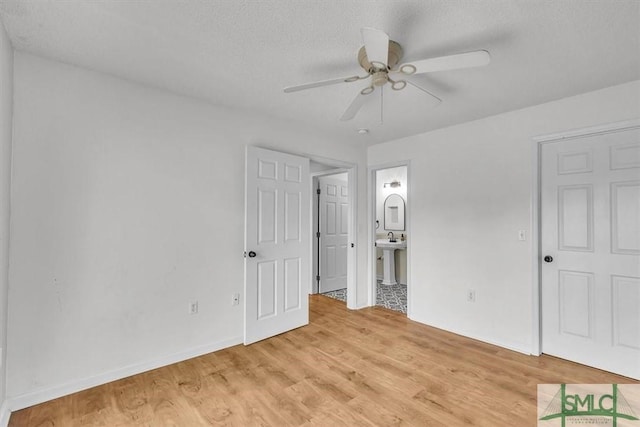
368 160 411 314
311 169 350 295
308 157 358 310
530 118 640 356
245 146 358 313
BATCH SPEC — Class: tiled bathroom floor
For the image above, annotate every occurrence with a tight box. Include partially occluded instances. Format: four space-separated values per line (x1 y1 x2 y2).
376 283 407 313
321 287 347 303
321 282 407 314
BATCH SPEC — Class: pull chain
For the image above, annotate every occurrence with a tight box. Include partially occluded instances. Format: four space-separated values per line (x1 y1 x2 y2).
380 86 384 124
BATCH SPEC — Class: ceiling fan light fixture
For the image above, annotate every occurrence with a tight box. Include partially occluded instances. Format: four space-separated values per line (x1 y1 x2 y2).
399 64 416 75
390 79 406 91
361 86 375 95
369 61 388 72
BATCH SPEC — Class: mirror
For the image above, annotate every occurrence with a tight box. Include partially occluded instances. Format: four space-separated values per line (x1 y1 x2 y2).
384 194 405 231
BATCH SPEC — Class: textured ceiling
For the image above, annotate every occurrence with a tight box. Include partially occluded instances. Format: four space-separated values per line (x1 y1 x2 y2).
1 0 639 145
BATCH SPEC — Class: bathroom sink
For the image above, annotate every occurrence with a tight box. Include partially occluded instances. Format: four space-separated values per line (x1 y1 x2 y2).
376 239 407 249
376 239 406 286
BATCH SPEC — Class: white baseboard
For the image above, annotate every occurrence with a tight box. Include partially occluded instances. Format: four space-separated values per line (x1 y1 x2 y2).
408 315 531 355
0 400 10 427
8 336 243 412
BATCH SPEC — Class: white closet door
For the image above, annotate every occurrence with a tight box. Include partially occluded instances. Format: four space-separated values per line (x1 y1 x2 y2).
541 128 640 379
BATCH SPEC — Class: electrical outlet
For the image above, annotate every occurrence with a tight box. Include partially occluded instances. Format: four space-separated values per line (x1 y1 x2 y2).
467 289 476 303
189 301 198 314
232 293 240 306
518 230 526 241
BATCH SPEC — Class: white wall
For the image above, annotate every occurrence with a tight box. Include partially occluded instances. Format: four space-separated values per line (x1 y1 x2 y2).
368 80 640 353
0 18 13 415
310 160 339 173
7 53 367 405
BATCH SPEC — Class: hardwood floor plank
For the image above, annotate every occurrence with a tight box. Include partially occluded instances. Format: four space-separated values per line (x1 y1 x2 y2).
9 295 638 426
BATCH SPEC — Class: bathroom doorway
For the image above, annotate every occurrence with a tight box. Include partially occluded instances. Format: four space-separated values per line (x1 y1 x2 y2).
311 163 351 305
371 164 409 314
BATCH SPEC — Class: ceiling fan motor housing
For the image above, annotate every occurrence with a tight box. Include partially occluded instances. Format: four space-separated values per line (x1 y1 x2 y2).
372 71 388 86
358 40 403 73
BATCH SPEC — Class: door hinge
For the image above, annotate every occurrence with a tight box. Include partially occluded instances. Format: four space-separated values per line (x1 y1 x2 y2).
243 251 247 258
316 188 321 194
316 275 320 282
316 231 321 238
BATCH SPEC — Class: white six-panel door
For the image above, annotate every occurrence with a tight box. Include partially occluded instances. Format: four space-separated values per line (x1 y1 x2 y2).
319 175 349 293
541 127 640 379
244 146 310 345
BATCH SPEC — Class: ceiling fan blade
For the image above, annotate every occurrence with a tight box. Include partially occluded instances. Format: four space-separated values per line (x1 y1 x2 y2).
340 89 374 121
361 27 389 69
399 50 490 75
284 75 361 93
406 80 442 107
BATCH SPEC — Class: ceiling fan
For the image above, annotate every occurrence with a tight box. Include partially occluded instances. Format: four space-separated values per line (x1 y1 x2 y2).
283 27 491 122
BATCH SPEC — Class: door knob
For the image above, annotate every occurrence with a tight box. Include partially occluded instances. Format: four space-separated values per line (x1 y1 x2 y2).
544 255 553 263
248 251 257 258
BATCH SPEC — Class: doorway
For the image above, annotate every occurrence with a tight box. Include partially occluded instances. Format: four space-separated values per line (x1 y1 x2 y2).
534 120 640 379
313 171 349 302
370 163 410 314
244 147 357 344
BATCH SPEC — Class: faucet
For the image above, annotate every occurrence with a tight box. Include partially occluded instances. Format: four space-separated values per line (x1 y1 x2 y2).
387 231 396 242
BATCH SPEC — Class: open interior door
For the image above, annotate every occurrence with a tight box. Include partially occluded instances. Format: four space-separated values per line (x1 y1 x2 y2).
318 175 349 293
244 146 310 345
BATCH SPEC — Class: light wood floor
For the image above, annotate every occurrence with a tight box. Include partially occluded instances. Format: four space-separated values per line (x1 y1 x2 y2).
10 295 637 426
